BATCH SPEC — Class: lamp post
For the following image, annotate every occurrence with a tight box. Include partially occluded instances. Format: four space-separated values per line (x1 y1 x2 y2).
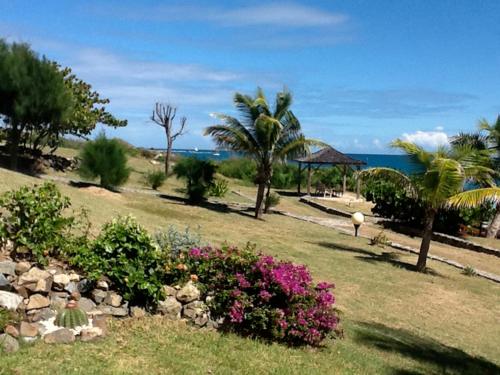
351 212 364 237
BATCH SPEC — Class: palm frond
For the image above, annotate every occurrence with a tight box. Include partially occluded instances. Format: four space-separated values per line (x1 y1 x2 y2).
358 167 417 196
391 139 433 170
204 124 259 156
423 157 464 208
274 89 293 120
208 114 259 149
274 136 326 162
448 187 500 208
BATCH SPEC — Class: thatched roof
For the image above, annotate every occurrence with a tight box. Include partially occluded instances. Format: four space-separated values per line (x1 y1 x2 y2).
294 146 366 166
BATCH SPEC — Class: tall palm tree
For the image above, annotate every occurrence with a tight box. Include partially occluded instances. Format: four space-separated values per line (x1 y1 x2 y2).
452 115 500 237
205 88 318 219
360 140 494 272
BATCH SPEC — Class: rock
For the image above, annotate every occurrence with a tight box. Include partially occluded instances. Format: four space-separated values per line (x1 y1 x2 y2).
0 273 10 290
183 301 207 319
68 273 80 282
20 321 39 337
12 284 29 299
15 261 31 275
28 307 56 322
104 292 122 307
96 280 109 291
43 328 75 344
50 295 68 311
92 315 108 336
52 274 70 289
78 279 94 294
78 297 96 313
25 277 53 293
99 305 128 317
130 306 146 318
162 285 177 297
5 325 19 338
80 327 103 342
194 315 209 327
0 334 19 353
18 267 51 285
157 296 182 320
91 289 107 304
0 291 23 310
27 294 50 310
176 281 200 303
0 261 16 276
64 281 78 294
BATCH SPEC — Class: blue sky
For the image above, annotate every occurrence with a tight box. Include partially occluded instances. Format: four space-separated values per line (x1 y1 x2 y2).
1 0 499 153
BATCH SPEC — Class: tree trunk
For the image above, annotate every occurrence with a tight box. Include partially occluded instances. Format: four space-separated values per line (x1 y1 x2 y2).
263 182 272 213
416 209 436 272
8 125 21 170
486 204 500 238
255 182 266 219
165 140 173 176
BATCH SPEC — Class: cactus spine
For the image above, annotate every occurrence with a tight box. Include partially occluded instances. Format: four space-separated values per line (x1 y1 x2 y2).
55 301 89 329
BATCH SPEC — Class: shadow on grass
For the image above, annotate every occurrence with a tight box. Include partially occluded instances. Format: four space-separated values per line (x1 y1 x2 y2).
314 241 442 276
353 321 500 375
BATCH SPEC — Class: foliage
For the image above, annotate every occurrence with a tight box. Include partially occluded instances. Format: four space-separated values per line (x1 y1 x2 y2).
171 244 339 346
154 225 202 260
144 170 166 190
0 308 18 333
0 182 75 264
66 216 164 307
462 266 477 277
370 231 390 248
217 157 257 183
265 192 281 208
78 132 130 188
205 88 321 218
209 178 229 197
173 157 216 203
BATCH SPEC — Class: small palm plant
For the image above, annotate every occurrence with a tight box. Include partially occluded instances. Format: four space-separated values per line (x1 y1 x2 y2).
360 140 494 272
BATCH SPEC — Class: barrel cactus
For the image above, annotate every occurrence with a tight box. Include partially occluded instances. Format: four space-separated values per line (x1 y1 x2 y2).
55 301 89 329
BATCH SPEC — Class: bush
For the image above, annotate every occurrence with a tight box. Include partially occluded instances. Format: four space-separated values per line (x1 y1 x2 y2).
265 192 281 208
0 182 75 264
144 170 166 190
172 244 339 346
209 178 229 197
218 158 256 183
66 216 164 307
154 225 202 260
0 308 18 333
78 132 130 189
173 157 216 203
370 231 390 248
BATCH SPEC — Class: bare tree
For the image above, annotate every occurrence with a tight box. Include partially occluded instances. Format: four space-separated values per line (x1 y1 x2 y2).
151 103 187 176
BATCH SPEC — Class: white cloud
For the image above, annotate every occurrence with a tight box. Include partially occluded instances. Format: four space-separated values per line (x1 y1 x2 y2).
401 130 449 149
372 138 383 149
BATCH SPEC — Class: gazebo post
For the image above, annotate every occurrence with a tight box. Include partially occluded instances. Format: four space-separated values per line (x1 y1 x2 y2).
356 165 361 199
342 165 347 195
307 163 312 195
297 162 302 195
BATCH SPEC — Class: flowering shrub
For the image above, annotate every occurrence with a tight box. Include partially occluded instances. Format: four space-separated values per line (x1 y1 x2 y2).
176 244 339 346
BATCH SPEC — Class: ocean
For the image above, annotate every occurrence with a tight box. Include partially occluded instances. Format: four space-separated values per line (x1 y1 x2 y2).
170 149 420 174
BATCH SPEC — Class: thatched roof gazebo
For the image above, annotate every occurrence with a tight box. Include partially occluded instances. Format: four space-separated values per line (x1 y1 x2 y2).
294 146 367 198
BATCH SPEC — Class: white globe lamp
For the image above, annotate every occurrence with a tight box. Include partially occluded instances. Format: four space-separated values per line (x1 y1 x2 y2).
351 212 365 237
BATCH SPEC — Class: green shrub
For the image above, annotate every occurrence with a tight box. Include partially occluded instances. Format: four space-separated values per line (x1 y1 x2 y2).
265 192 281 208
154 225 202 260
218 158 256 183
173 157 216 203
0 182 75 264
144 170 166 190
370 231 390 248
271 164 302 189
66 216 164 307
78 132 130 189
0 308 19 333
209 178 229 197
462 266 477 277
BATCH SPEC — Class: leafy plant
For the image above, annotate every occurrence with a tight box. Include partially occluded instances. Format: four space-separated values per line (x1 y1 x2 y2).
209 178 229 197
171 244 339 346
144 170 166 190
265 192 281 209
66 216 164 307
154 225 202 260
217 158 256 184
173 157 216 203
462 266 477 277
370 231 390 248
0 308 18 333
0 182 75 264
78 131 130 189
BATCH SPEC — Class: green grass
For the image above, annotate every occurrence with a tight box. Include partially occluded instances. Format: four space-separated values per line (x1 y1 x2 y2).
0 165 499 374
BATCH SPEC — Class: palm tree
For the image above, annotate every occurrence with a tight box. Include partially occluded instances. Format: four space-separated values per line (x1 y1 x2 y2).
451 115 500 238
205 88 318 219
360 140 494 272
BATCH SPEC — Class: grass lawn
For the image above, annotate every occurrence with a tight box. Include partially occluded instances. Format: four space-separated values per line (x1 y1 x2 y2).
1 163 499 374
